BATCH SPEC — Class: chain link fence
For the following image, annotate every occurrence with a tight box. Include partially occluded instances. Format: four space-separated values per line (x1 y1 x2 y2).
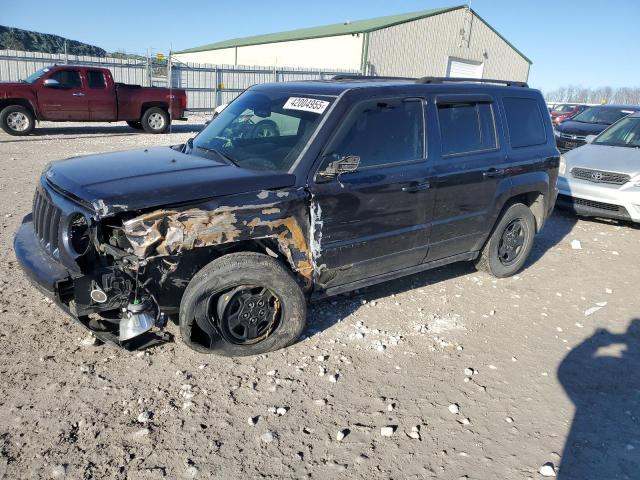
0 49 358 114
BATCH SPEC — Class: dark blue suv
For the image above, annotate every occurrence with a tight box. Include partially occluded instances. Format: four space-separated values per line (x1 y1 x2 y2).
554 104 640 152
14 76 559 356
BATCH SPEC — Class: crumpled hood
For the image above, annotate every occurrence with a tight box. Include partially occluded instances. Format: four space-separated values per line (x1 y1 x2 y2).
44 146 296 216
564 144 640 178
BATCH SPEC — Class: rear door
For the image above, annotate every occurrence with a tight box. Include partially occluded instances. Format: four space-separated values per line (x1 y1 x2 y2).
425 93 507 261
37 68 88 120
85 69 117 121
309 96 436 288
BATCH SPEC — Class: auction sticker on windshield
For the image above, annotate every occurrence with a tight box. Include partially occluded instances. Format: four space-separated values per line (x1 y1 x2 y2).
283 97 330 114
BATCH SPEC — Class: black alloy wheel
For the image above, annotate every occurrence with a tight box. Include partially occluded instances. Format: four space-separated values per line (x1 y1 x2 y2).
475 202 536 278
179 252 306 356
497 219 526 266
215 285 281 345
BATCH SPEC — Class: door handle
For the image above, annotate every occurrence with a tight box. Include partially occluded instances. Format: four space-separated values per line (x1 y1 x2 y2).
483 168 505 178
72 92 86 97
402 181 431 193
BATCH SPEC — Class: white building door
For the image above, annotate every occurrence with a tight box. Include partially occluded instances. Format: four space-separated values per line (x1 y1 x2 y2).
446 58 484 78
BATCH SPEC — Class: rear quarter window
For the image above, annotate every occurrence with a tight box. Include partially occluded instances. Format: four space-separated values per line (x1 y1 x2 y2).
503 97 547 148
87 70 106 89
437 101 497 156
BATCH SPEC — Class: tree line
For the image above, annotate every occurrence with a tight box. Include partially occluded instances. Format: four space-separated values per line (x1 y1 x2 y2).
544 85 640 105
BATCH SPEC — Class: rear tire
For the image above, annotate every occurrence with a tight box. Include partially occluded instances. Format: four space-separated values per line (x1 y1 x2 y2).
475 203 536 278
0 105 35 136
141 107 170 134
126 120 143 130
179 252 307 356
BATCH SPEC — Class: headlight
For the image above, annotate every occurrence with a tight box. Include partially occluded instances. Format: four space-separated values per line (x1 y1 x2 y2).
68 213 90 255
554 129 561 138
559 155 567 176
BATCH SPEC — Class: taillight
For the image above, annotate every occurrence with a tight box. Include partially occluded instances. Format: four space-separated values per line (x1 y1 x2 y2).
181 94 186 109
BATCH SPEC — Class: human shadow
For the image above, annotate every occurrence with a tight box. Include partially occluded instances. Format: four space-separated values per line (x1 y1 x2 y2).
557 319 640 479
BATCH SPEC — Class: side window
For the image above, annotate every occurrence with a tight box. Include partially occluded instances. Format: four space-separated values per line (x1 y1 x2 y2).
49 69 82 88
437 101 497 156
87 70 106 89
330 99 424 168
503 97 547 148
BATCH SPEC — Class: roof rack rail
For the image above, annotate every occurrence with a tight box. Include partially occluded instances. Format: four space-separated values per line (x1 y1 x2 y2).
416 76 529 88
331 74 417 81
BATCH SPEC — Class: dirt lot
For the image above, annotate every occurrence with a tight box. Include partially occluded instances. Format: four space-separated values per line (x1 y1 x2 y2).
1 120 639 480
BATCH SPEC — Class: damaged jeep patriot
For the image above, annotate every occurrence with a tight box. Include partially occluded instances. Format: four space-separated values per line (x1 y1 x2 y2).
14 76 559 356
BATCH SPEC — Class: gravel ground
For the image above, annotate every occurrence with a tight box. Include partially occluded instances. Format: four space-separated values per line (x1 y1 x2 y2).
1 120 639 479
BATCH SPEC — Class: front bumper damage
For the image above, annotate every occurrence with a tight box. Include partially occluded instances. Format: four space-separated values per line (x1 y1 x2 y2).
14 215 171 350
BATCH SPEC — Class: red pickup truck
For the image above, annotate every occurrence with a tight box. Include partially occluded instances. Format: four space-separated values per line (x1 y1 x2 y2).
0 65 187 136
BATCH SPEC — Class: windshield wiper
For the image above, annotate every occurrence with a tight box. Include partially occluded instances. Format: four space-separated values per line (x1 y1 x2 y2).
194 144 240 167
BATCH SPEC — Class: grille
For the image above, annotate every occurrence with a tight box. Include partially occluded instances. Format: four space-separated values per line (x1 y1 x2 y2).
557 194 631 219
32 189 62 257
559 132 587 141
573 197 621 212
571 168 630 185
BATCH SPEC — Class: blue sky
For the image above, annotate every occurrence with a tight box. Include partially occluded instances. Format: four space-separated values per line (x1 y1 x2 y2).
2 0 638 92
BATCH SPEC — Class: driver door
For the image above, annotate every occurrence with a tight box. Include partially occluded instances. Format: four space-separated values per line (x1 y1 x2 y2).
38 68 88 120
309 97 436 289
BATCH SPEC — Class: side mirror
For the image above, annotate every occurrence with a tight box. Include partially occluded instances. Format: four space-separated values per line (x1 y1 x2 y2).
43 78 61 88
585 135 597 144
316 154 360 182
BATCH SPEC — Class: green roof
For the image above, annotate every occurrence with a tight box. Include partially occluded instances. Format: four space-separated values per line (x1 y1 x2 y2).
176 5 465 53
176 5 531 64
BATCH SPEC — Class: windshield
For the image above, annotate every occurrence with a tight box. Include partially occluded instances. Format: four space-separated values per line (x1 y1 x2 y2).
192 90 334 172
594 117 640 148
571 106 635 125
23 67 51 84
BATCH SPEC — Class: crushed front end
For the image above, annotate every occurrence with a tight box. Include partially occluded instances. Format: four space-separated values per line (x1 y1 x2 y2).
14 176 170 349
14 171 315 351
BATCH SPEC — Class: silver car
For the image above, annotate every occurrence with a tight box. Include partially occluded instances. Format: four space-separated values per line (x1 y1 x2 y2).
557 112 640 223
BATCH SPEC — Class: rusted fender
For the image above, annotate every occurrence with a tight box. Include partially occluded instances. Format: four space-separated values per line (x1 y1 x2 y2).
122 188 315 287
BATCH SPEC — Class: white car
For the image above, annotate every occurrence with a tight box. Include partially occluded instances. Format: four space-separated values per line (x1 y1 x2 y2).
557 112 640 223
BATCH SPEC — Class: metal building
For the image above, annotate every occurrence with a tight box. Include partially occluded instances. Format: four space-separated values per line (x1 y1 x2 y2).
173 5 531 82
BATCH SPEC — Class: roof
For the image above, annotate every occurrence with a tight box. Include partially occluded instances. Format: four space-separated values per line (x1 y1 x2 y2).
589 104 640 110
251 77 535 97
176 5 532 64
176 5 465 53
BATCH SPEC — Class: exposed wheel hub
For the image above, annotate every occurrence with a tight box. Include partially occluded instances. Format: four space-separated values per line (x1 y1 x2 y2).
215 285 280 344
498 219 525 266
